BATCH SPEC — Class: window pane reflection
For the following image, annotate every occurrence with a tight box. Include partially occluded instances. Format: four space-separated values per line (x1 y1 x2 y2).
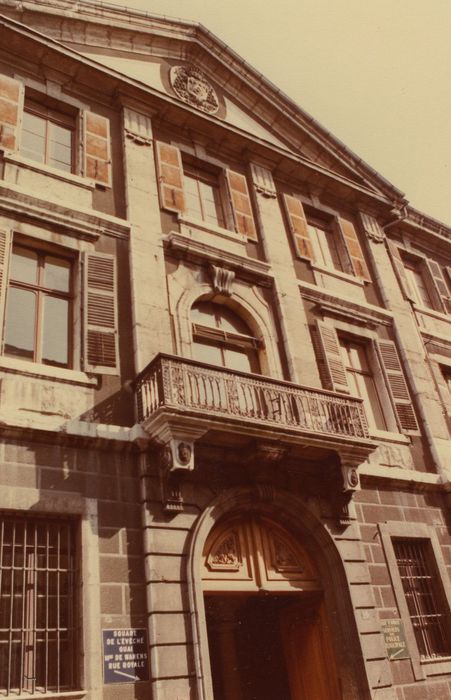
10 247 38 284
42 296 69 367
44 256 70 292
192 341 222 366
4 288 36 359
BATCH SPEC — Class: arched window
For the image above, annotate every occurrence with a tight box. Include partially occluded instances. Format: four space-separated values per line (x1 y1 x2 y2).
191 301 260 374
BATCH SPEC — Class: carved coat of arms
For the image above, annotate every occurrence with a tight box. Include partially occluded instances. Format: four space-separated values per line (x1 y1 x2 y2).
170 65 219 115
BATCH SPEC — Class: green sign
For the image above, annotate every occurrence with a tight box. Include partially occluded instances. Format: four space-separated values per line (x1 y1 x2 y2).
381 619 410 660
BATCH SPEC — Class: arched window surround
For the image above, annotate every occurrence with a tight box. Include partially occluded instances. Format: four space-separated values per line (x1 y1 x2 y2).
173 282 282 378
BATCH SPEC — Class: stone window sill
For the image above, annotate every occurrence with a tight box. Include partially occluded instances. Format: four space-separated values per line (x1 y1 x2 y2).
413 304 451 323
369 429 411 445
0 355 98 387
2 151 96 190
5 693 86 700
311 262 365 287
178 214 247 244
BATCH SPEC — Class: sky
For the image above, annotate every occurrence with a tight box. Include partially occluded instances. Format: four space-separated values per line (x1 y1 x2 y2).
108 0 451 226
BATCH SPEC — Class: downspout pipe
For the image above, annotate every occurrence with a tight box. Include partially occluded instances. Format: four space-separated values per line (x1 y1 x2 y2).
381 206 408 231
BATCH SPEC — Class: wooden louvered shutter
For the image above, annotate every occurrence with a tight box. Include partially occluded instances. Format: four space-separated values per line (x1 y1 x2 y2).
0 75 23 151
314 321 349 393
338 218 371 281
386 240 415 302
0 229 12 341
377 340 418 432
282 194 315 260
83 111 111 186
424 259 451 313
225 169 258 240
155 141 186 213
83 252 119 374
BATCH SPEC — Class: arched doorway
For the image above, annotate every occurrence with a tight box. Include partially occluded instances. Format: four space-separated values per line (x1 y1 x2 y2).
201 515 341 700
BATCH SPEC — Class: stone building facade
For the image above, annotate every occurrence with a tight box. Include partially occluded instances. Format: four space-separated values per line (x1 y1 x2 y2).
0 2 450 699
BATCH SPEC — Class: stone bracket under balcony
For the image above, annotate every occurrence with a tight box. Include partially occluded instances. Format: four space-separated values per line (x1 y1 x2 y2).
135 354 377 511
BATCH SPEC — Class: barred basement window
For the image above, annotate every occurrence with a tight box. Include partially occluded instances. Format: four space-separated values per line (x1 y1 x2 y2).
393 538 451 659
0 515 78 696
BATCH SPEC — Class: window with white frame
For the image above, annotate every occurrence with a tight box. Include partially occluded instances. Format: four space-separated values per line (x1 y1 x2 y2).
183 163 226 229
282 194 372 281
0 514 78 695
155 141 258 240
403 258 434 309
338 336 387 431
306 215 343 272
191 301 261 374
0 75 112 187
20 99 75 174
4 243 73 368
312 321 419 434
0 232 120 376
388 241 451 315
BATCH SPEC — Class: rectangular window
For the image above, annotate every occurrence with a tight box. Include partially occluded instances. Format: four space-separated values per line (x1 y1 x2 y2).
307 216 343 272
155 142 258 240
183 164 226 228
403 259 434 309
4 244 72 368
0 514 78 695
442 368 451 395
339 337 387 431
393 538 451 659
20 100 74 173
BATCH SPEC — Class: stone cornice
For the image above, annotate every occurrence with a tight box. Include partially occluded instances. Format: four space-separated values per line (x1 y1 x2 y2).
0 2 406 205
299 281 394 327
0 415 149 451
165 231 274 286
0 182 130 240
360 463 445 492
403 206 451 245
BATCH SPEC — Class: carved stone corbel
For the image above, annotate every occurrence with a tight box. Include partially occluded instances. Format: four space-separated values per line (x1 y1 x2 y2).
338 464 360 526
147 418 207 511
158 439 195 512
209 264 235 296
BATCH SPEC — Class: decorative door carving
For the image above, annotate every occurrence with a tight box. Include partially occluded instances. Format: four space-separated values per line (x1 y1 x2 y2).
202 516 320 592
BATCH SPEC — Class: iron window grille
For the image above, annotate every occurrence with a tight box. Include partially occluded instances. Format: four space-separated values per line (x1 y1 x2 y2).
393 538 451 660
0 514 78 696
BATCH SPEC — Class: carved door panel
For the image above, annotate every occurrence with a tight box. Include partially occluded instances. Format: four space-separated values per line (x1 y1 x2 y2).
202 516 341 700
202 516 320 592
280 598 341 700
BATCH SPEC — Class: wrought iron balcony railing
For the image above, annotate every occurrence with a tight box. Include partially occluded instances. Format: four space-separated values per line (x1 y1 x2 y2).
135 354 370 441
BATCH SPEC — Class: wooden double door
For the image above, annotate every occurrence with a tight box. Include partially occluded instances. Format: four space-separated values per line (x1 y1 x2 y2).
202 517 341 700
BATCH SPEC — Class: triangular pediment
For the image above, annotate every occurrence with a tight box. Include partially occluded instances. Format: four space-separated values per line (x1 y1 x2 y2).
0 0 404 200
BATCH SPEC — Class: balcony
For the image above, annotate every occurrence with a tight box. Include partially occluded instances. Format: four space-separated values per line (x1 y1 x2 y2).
135 354 375 463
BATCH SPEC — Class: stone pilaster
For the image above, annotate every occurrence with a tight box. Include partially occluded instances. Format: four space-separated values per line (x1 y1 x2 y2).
249 163 320 385
122 105 173 374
